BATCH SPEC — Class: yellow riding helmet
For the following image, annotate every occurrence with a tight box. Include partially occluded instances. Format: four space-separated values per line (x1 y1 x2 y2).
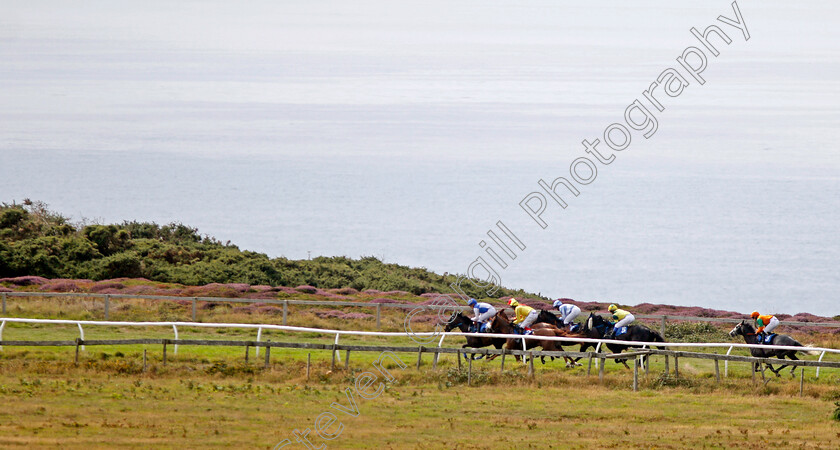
751 311 759 319
507 298 519 307
608 304 618 312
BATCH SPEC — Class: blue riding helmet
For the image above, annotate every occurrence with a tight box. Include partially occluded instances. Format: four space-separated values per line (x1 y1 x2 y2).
468 298 477 307
553 299 563 308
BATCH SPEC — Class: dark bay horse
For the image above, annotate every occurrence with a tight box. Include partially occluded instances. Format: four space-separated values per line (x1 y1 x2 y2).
444 312 505 361
492 311 577 367
582 312 665 369
729 320 818 377
535 310 581 332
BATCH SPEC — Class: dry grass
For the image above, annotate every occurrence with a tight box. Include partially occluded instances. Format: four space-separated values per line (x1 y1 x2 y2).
0 357 839 449
3 295 840 448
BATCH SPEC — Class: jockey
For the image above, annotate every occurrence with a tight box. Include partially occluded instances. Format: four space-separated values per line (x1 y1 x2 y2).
552 299 581 329
508 298 539 332
468 298 496 332
606 304 635 339
751 311 779 342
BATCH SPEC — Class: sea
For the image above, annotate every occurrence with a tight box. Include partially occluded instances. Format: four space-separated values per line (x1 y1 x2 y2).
1 0 838 314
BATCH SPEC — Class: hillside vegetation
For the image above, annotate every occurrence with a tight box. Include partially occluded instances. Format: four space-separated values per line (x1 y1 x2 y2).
0 200 538 299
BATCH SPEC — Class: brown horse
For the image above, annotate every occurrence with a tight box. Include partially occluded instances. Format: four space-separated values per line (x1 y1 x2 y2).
492 311 578 367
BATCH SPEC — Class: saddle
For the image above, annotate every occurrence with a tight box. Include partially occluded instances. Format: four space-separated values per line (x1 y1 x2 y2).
757 333 776 345
613 326 628 337
469 323 491 333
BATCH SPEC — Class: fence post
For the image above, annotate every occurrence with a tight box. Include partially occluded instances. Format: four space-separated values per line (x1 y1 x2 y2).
143 349 147 372
660 315 666 338
816 351 826 379
265 340 271 369
633 357 639 392
74 338 80 365
664 355 669 375
674 354 679 378
0 320 5 351
1 292 5 315
528 352 535 377
457 350 462 370
306 353 311 380
714 355 721 383
468 357 472 386
345 350 351 370
433 334 445 369
163 341 167 365
598 356 604 382
416 346 423 370
333 334 341 364
725 346 734 377
500 349 506 372
104 294 110 320
255 327 262 357
282 301 288 326
594 342 602 370
192 297 197 321
800 367 805 397
77 323 85 351
376 304 382 330
586 352 593 376
245 345 249 363
172 325 179 355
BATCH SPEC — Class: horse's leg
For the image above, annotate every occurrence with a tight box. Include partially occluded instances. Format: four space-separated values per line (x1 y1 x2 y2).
505 341 521 363
787 353 799 377
462 343 476 361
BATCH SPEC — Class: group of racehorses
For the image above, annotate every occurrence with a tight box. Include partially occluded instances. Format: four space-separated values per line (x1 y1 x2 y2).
445 309 815 377
444 309 664 369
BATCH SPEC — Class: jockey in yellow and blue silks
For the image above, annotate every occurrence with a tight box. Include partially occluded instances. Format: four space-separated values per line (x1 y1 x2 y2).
605 304 635 339
468 298 496 332
508 298 539 331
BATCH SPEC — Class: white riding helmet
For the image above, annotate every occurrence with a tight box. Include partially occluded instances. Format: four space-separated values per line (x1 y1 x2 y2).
553 300 563 308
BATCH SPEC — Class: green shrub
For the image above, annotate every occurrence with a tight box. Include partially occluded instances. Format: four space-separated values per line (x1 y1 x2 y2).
665 321 730 343
0 201 545 300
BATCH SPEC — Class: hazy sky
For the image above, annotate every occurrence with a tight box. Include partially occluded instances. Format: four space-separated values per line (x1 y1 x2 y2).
1 1 838 313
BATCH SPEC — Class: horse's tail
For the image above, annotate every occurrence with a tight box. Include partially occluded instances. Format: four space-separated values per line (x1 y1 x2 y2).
799 344 820 356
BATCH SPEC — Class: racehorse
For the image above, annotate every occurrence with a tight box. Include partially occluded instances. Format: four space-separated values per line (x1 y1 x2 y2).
581 312 665 369
729 320 818 377
444 311 506 362
535 310 581 332
534 310 563 328
491 311 578 367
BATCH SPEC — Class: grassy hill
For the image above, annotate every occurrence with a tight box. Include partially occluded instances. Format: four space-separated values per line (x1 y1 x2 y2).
0 200 541 300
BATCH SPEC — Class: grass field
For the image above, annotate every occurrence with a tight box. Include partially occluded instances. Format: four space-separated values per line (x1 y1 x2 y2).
2 296 840 448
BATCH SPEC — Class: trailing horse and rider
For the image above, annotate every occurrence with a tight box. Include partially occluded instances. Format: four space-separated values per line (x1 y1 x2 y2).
441 298 818 374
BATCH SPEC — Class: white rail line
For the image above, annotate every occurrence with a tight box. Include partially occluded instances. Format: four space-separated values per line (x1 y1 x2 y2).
1 317 837 356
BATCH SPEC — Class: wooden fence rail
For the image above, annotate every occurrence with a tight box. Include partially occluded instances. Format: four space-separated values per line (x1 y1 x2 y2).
3 291 839 332
1 337 838 395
